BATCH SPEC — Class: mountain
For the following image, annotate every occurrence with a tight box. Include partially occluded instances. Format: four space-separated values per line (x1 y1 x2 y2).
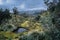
19 9 46 15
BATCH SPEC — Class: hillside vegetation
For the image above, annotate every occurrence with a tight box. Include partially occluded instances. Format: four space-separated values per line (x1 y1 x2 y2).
0 0 60 40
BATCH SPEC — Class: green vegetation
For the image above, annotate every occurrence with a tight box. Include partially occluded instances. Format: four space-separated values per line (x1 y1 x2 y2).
0 0 60 40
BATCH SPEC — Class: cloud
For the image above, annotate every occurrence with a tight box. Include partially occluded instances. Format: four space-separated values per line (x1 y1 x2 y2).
0 0 3 5
6 0 11 3
18 3 26 9
0 0 47 11
6 0 14 4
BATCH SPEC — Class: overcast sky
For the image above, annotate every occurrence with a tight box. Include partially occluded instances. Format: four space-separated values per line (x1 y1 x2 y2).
0 0 47 11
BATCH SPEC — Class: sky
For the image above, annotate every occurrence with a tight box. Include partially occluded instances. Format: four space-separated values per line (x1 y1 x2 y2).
0 0 47 11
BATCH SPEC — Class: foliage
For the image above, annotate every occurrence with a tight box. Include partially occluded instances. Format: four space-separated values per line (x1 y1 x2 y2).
0 2 60 40
13 7 19 15
44 0 60 12
0 34 6 40
21 21 30 27
0 8 11 24
0 24 16 32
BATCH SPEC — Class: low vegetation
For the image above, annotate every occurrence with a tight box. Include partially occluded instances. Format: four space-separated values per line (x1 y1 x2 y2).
0 0 60 40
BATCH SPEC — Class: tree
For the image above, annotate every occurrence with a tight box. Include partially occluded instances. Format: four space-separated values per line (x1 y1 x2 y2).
44 0 60 28
0 8 3 13
0 8 11 25
13 7 19 17
44 0 60 40
0 8 3 24
44 0 60 12
4 9 11 19
13 7 19 23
